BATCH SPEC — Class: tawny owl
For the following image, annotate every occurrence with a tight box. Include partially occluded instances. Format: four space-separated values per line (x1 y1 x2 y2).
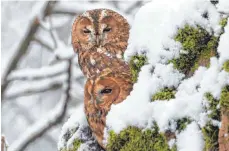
72 9 130 78
84 68 133 149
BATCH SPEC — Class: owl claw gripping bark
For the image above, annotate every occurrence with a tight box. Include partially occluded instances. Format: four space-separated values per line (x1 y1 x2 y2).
72 9 132 149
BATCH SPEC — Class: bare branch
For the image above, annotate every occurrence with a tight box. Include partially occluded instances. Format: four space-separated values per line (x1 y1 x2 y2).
8 59 72 151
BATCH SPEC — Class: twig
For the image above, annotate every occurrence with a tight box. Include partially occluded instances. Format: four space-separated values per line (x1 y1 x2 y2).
8 59 72 151
48 15 58 49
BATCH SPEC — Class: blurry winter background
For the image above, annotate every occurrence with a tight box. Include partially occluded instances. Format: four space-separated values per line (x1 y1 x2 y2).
1 1 147 151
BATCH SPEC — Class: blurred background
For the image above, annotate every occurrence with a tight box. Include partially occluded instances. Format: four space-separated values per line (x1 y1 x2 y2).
1 1 147 151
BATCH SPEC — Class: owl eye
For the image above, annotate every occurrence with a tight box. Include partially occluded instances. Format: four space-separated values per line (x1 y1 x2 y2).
103 27 111 32
100 88 112 94
83 29 91 34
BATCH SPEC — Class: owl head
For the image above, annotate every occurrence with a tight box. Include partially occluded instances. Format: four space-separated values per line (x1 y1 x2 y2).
85 68 133 111
72 9 130 53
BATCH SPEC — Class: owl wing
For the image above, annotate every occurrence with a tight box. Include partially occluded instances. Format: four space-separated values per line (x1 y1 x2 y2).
84 79 106 148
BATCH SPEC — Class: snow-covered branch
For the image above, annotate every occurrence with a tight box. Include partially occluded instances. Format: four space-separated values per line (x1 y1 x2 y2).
8 94 67 151
7 62 68 81
4 74 66 100
1 2 52 100
8 59 72 151
33 37 55 52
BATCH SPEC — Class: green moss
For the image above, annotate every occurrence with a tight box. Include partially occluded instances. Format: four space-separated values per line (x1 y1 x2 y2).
220 17 228 28
61 139 82 151
72 139 82 151
205 93 220 120
223 60 229 72
130 55 148 82
170 145 177 151
151 88 175 101
202 93 220 151
202 122 219 151
220 85 229 111
176 118 191 133
170 25 218 76
107 126 171 151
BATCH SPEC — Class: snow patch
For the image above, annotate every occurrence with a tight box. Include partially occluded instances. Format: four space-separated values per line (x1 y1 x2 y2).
176 122 204 151
58 104 87 150
106 0 229 150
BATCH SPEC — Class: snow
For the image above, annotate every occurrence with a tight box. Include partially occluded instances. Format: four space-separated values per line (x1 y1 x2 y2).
58 104 87 150
54 41 75 60
168 139 176 149
50 29 75 60
105 0 229 150
124 0 221 64
217 0 229 14
58 104 104 151
176 122 204 151
218 21 229 66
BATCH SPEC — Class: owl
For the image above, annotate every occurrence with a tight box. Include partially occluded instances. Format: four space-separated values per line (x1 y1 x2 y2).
72 9 130 78
84 68 133 148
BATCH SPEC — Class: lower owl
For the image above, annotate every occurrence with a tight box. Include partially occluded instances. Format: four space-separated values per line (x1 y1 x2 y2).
84 68 133 149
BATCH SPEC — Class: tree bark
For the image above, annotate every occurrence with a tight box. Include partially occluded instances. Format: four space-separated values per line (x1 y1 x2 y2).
219 110 229 151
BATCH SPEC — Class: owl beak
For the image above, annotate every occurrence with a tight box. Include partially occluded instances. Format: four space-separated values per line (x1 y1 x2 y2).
95 35 101 46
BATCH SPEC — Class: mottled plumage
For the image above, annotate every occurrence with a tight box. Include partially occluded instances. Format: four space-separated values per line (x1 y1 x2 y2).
72 9 130 78
78 49 130 78
72 9 132 149
84 68 133 148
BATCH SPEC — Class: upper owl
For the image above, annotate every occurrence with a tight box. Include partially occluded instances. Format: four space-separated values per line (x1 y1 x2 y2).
72 9 130 55
72 9 130 78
